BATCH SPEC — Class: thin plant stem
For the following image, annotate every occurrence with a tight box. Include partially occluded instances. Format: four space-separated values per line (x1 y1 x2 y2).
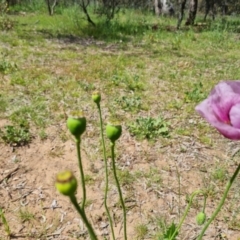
76 138 86 210
110 142 127 240
0 208 11 236
169 190 202 240
70 195 98 240
96 103 116 240
197 163 240 240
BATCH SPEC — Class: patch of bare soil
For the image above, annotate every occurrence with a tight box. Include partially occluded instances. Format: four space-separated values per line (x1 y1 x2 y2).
0 119 240 240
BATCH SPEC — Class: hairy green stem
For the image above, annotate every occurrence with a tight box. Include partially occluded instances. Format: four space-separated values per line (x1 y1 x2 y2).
111 142 127 240
169 190 202 240
70 195 98 240
97 103 116 240
76 139 86 210
197 163 240 240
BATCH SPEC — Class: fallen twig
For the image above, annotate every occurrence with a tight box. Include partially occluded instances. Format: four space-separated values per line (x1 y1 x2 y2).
0 166 19 184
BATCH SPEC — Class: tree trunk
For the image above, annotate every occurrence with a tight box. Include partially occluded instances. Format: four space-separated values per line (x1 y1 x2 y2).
80 0 96 26
185 0 198 25
177 0 187 29
204 0 215 21
46 0 58 16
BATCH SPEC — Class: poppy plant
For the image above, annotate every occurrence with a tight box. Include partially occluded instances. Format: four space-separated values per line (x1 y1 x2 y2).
196 80 240 140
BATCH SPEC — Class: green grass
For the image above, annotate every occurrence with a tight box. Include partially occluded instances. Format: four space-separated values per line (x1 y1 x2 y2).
211 166 228 182
0 208 11 237
18 208 35 222
134 167 162 189
117 169 136 186
184 82 207 103
134 223 148 239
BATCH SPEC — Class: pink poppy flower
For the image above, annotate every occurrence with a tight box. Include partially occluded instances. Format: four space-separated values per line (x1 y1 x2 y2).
195 81 240 140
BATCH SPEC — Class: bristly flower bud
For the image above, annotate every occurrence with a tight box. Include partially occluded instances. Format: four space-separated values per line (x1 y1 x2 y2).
55 171 78 197
196 212 206 225
92 91 101 104
106 122 122 142
67 112 86 140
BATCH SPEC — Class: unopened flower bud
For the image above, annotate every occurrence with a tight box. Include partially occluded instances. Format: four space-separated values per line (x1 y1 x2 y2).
196 212 206 225
67 114 86 140
92 91 101 104
55 171 77 196
106 122 122 142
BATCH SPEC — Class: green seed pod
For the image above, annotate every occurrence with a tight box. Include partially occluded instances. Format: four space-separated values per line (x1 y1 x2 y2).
196 212 206 225
92 91 101 104
55 171 77 196
106 123 122 142
67 115 86 140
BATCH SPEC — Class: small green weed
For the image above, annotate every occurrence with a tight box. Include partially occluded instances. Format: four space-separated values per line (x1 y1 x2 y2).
212 167 228 182
154 217 166 239
135 168 162 188
0 123 31 146
111 74 122 86
111 73 144 91
203 183 217 199
176 128 191 136
0 53 17 74
155 217 178 240
0 94 8 113
115 95 142 112
117 169 135 186
39 129 47 140
228 209 240 230
171 35 181 50
78 80 95 92
18 208 35 222
199 135 213 146
146 168 162 188
128 116 170 140
134 223 148 239
162 222 178 240
84 174 95 185
125 74 144 91
167 100 183 110
184 82 207 103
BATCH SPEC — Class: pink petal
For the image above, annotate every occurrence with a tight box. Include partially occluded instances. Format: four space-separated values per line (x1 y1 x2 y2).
212 121 240 140
210 82 240 122
195 99 219 123
229 103 240 128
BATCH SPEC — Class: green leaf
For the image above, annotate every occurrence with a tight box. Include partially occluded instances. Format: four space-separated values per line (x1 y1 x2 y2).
163 222 178 240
